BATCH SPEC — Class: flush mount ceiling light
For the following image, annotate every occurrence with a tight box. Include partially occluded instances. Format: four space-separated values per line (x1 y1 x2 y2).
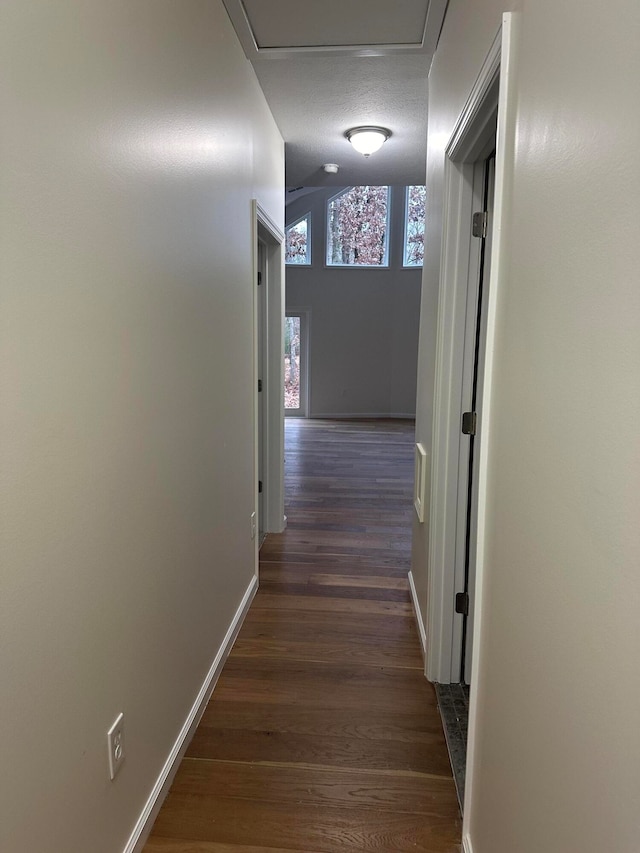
345 126 391 157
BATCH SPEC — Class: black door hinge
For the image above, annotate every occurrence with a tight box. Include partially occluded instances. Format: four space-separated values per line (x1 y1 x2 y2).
472 211 487 238
258 379 263 392
461 411 477 436
455 592 469 616
258 480 263 493
257 271 263 286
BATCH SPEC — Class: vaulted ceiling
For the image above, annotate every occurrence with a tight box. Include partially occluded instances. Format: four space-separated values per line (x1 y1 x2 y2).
222 0 448 190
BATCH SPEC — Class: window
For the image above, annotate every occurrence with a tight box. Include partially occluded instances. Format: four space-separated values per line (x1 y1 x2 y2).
285 214 311 265
326 186 389 266
284 312 308 417
284 315 301 411
404 185 426 267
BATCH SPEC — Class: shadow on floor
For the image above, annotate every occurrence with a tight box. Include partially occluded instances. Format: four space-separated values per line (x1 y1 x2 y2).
435 682 470 812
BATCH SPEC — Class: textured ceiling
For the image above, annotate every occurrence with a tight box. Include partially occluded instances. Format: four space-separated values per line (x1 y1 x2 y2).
222 0 448 189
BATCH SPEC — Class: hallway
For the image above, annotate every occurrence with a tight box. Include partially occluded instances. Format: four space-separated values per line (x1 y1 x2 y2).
144 419 461 851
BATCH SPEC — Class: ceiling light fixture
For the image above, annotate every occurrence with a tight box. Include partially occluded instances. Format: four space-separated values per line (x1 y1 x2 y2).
345 126 391 157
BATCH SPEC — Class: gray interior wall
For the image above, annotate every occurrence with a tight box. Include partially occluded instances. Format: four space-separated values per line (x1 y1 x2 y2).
413 1 640 851
285 187 421 417
1 3 283 852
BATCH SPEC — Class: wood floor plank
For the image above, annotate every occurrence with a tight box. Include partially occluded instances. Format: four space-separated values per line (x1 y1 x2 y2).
143 420 460 853
212 655 436 713
240 609 419 636
231 612 424 668
309 573 409 589
230 636 423 669
150 796 460 852
186 728 453 776
256 579 410 602
196 703 447 743
258 563 410 580
248 592 413 616
210 657 438 714
169 759 459 817
259 551 410 568
145 842 323 853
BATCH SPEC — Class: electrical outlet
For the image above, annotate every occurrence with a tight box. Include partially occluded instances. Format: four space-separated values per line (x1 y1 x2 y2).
250 511 256 540
107 712 125 780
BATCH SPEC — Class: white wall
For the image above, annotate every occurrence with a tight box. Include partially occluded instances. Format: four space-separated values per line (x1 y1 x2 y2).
0 3 283 852
285 187 421 417
413 0 640 851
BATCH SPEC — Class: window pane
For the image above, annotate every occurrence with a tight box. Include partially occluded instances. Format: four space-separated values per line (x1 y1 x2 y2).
285 216 310 265
284 316 300 409
327 186 389 266
404 185 426 266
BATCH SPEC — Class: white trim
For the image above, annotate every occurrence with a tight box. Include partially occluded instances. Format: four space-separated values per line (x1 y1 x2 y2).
408 570 427 660
447 29 502 161
463 834 475 853
426 23 502 686
309 412 416 420
253 200 286 537
413 442 428 523
463 11 519 834
123 575 258 853
255 202 285 244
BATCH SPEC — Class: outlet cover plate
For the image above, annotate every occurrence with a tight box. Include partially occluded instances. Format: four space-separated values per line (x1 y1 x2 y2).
107 712 125 780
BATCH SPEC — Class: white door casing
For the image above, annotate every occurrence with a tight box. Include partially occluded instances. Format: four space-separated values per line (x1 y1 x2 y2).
427 27 501 686
253 201 286 565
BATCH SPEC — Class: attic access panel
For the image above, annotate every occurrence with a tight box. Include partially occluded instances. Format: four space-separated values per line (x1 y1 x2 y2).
243 0 429 48
223 0 446 58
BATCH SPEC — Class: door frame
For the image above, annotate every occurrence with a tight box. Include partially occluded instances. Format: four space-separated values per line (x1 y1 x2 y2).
450 157 492 685
427 14 518 690
427 25 502 685
253 201 286 571
424 13 519 839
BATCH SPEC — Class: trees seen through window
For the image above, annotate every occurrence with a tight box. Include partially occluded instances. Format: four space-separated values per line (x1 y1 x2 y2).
285 214 310 265
326 186 389 266
404 185 426 267
285 186 426 269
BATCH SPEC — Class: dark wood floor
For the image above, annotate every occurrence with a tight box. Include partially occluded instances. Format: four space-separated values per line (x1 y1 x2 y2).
144 419 461 852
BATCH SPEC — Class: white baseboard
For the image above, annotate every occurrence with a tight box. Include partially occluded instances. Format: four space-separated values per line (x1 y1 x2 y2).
309 412 416 420
123 574 259 853
408 570 427 659
463 834 474 853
